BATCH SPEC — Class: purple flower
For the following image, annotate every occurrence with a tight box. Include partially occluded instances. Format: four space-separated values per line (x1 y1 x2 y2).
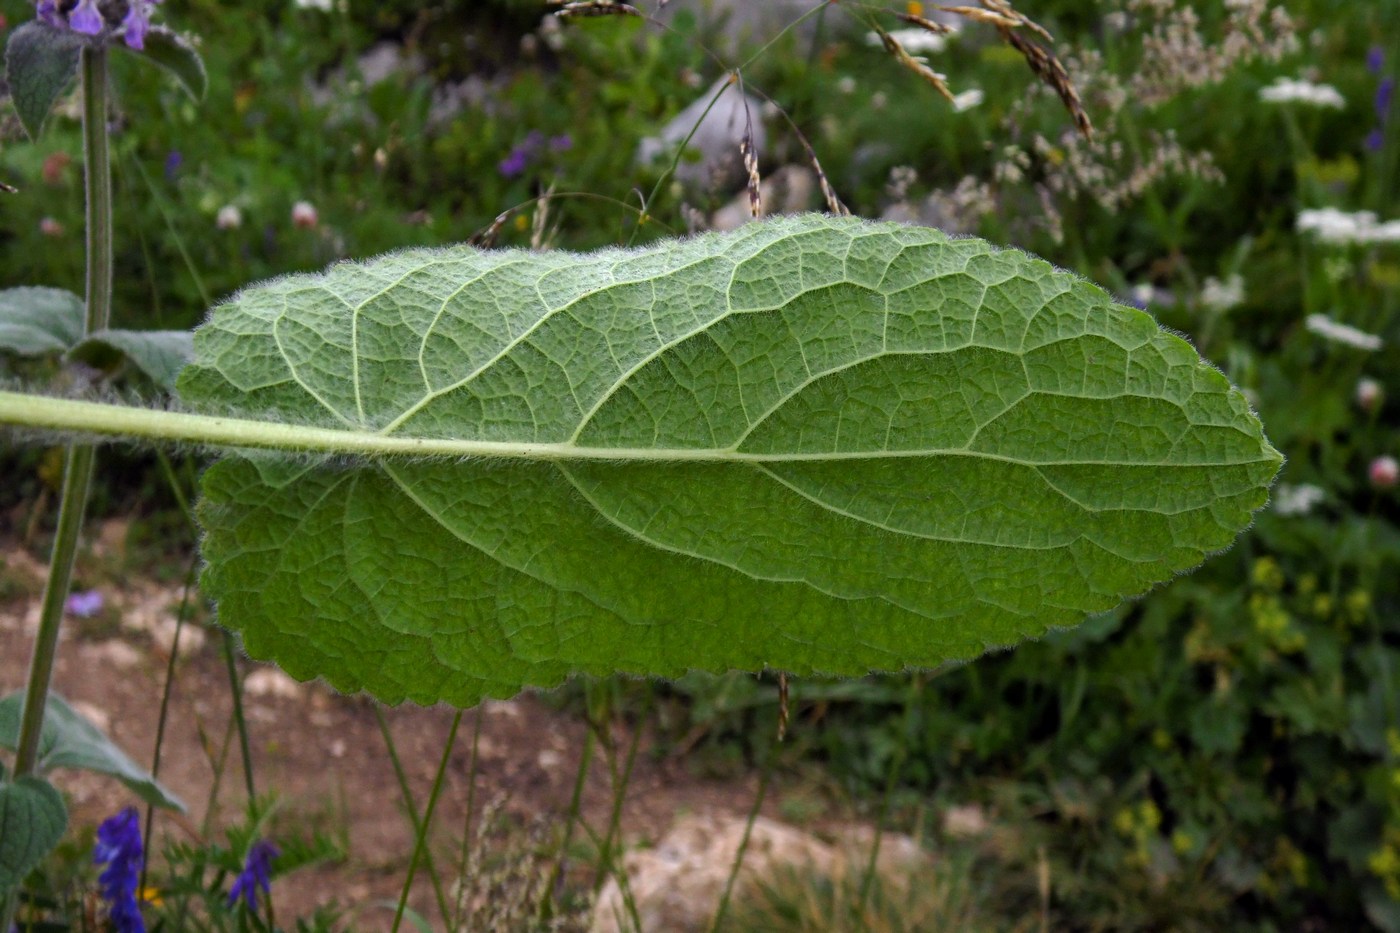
550 134 573 152
94 808 146 933
1378 78 1395 122
228 839 280 914
68 0 103 35
36 0 61 27
32 0 165 49
65 589 103 618
499 148 531 178
121 1 154 50
1368 46 1385 75
1367 127 1386 151
164 150 182 181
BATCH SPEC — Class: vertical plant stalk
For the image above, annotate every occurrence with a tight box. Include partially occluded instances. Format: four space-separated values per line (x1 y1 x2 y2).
1 45 111 933
13 44 112 778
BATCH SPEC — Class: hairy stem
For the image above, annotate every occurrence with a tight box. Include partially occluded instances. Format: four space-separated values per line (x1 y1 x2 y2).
3 45 112 933
13 45 112 774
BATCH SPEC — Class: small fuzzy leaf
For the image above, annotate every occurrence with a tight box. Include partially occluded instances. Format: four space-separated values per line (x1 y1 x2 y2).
0 775 67 892
0 692 185 812
178 215 1282 707
3 22 85 139
0 286 85 355
122 26 206 101
70 329 195 391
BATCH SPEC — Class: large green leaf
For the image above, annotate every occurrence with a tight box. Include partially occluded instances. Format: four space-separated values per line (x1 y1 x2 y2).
69 328 195 391
0 692 185 811
0 287 85 355
3 22 84 140
177 215 1281 706
0 776 67 893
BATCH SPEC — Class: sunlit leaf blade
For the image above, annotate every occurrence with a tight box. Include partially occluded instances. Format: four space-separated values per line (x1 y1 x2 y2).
69 328 195 391
3 22 84 139
0 776 66 892
180 215 1281 706
0 692 185 811
0 287 84 355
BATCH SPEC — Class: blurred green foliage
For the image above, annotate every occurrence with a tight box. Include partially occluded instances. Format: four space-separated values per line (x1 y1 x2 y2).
3 0 1399 928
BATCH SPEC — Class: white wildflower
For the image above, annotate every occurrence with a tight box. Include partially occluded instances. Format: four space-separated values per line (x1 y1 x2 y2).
294 0 334 9
1297 207 1400 244
837 76 857 95
1259 76 1345 108
216 204 242 230
951 88 985 112
866 28 951 55
1305 313 1383 351
1200 273 1244 312
1272 483 1327 516
1356 377 1384 412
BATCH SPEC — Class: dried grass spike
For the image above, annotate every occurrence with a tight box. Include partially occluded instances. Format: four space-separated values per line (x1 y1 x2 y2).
777 672 790 742
470 210 511 248
895 12 954 35
740 131 762 218
977 0 1053 42
875 24 955 103
554 1 642 18
1003 28 1092 138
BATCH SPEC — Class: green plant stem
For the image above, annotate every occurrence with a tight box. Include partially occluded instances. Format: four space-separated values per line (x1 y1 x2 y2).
2 45 113 933
392 710 463 933
707 746 777 933
12 44 112 778
374 707 451 923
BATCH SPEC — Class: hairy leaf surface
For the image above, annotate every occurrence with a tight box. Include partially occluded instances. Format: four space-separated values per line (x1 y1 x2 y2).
179 215 1281 706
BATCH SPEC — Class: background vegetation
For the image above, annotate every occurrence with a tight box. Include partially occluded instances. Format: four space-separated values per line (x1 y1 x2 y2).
2 0 1398 928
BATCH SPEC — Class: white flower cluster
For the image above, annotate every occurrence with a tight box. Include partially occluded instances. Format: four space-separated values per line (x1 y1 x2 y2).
1305 313 1383 351
1258 76 1345 108
866 28 955 55
1200 273 1244 312
1297 208 1400 244
1272 483 1326 517
951 88 985 113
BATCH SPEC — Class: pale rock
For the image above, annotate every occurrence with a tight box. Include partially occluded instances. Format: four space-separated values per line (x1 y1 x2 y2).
590 814 929 932
637 79 766 191
86 639 144 671
243 667 304 700
710 164 817 231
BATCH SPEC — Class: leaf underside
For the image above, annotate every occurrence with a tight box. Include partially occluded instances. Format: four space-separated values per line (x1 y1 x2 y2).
179 215 1281 706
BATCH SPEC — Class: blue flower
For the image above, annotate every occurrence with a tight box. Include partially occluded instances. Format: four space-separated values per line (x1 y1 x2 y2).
94 808 146 933
228 839 280 914
1378 77 1395 122
1368 46 1385 75
1367 127 1385 151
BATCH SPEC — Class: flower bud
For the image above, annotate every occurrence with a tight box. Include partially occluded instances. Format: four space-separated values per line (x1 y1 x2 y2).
1356 377 1384 413
216 204 243 230
1371 455 1399 490
291 200 318 229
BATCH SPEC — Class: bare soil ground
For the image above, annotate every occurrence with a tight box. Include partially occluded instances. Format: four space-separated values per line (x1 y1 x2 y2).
1 523 784 928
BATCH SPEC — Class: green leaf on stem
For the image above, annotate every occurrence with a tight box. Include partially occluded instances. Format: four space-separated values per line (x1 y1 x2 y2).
0 692 185 812
70 329 195 392
178 215 1281 706
0 287 85 355
3 22 86 140
121 26 206 101
0 775 67 893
